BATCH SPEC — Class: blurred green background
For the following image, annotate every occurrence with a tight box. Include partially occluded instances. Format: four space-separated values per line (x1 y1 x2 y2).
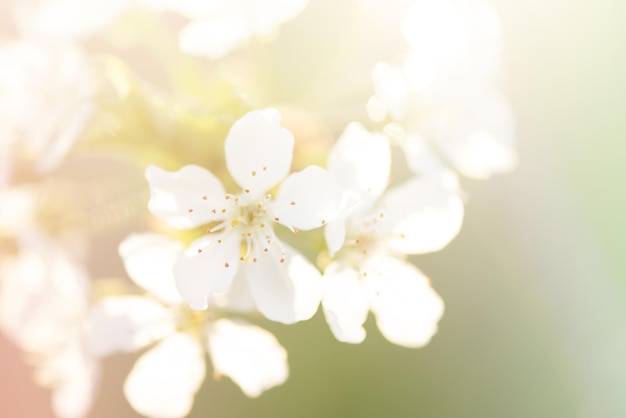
2 0 626 417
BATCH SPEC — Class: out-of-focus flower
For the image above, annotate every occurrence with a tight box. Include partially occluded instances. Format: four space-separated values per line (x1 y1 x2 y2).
0 233 99 418
13 0 131 43
139 0 308 58
371 61 517 179
321 123 459 346
88 233 288 418
0 41 96 172
401 0 502 89
368 0 516 179
145 109 342 323
0 185 38 234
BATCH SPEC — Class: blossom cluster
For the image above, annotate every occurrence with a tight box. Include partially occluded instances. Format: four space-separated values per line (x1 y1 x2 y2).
0 0 515 417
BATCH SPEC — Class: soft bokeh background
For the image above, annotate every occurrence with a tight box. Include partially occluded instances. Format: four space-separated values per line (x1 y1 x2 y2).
2 0 626 417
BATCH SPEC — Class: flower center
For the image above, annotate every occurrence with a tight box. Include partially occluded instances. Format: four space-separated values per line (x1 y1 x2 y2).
175 306 209 337
206 193 282 263
332 234 380 280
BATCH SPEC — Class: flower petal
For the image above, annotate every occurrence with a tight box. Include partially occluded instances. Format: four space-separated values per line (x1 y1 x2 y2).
176 0 307 57
321 262 369 344
363 255 444 348
124 333 205 418
245 241 322 324
173 234 241 310
0 186 37 239
373 177 464 254
402 0 502 88
209 268 256 313
371 62 408 121
273 166 343 231
48 341 100 418
86 296 176 357
285 245 324 321
146 164 228 229
327 122 391 204
119 233 184 304
0 234 89 353
179 16 249 59
418 87 517 179
424 88 517 179
324 218 346 257
323 190 361 256
403 135 458 185
224 109 294 197
207 319 288 398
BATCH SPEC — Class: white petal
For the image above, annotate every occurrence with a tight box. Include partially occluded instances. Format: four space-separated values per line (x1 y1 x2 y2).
209 268 256 313
173 234 241 310
124 333 205 418
242 0 309 34
207 319 288 398
403 135 459 187
418 87 516 179
327 122 391 203
273 166 343 231
146 164 228 229
224 109 294 197
374 177 464 254
86 296 176 357
323 190 361 256
285 246 324 321
321 263 369 344
0 234 89 353
49 341 100 418
246 241 322 324
402 0 502 88
363 255 444 348
324 218 346 257
371 62 408 121
0 185 37 235
176 0 308 57
119 233 184 304
179 16 249 59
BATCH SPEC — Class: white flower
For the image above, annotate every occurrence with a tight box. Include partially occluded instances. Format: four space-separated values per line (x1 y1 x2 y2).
0 233 99 418
401 0 503 90
368 0 516 179
0 185 39 235
321 123 461 346
371 59 517 180
145 109 342 323
88 233 289 418
139 0 308 59
0 41 96 172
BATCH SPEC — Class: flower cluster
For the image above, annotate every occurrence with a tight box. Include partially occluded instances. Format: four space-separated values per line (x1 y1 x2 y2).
0 0 515 417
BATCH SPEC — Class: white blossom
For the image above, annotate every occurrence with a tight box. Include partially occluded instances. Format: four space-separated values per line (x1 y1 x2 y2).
369 0 516 179
401 0 503 89
87 233 289 418
371 60 517 179
0 233 99 418
139 0 308 59
0 41 96 172
146 109 342 323
321 123 460 346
